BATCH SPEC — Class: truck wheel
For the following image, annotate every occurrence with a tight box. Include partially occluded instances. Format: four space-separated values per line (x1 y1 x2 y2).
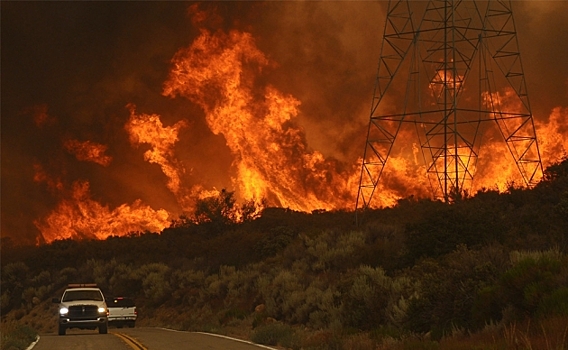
99 322 108 334
58 325 66 336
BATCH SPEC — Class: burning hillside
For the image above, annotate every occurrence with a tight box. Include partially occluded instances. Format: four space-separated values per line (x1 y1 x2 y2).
2 2 567 245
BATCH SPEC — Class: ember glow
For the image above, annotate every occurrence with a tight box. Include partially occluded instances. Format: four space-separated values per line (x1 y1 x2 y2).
2 2 567 245
63 139 112 167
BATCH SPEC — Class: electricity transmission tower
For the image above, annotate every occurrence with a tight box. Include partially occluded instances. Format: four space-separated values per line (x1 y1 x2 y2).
356 0 543 213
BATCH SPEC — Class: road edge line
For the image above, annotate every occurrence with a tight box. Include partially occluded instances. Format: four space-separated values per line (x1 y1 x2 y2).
24 335 40 350
157 327 278 349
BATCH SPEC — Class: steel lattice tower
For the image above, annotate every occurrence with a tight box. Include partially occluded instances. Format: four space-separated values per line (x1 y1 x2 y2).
356 0 543 213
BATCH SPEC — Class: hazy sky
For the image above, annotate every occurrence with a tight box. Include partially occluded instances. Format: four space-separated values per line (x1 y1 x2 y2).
2 1 567 245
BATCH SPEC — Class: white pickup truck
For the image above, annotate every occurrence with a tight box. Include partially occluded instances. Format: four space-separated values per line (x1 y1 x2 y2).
52 283 108 335
107 296 137 328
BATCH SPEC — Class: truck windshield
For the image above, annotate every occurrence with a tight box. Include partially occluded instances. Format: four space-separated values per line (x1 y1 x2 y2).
62 290 104 302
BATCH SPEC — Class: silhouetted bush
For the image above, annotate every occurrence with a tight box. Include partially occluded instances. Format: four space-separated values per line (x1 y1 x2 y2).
136 263 172 306
1 262 30 313
405 201 506 263
254 226 295 258
498 249 567 319
405 245 508 337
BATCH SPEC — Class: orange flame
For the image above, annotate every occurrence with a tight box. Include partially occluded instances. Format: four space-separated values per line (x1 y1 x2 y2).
33 163 63 193
30 7 568 245
474 89 568 191
63 139 112 166
124 104 221 214
536 106 568 166
429 68 465 98
34 180 170 243
124 104 187 194
163 28 359 211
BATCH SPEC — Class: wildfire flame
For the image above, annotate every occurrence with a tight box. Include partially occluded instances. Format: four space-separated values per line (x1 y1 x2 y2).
429 68 465 98
124 103 197 211
474 88 567 191
29 5 568 245
33 180 170 243
162 27 359 211
63 139 112 167
537 107 568 163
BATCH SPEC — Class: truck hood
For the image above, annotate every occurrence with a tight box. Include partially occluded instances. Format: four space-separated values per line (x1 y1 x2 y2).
60 300 107 308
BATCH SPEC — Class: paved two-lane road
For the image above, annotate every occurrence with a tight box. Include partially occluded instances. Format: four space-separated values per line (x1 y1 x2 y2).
32 327 277 350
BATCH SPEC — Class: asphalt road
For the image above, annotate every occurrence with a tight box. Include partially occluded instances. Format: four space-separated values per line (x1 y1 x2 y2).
32 329 130 350
32 327 278 350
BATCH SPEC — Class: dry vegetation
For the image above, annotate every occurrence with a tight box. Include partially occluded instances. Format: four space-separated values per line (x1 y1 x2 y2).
2 159 568 350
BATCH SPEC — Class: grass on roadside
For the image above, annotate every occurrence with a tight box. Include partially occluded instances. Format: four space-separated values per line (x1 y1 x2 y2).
0 321 38 350
435 316 568 350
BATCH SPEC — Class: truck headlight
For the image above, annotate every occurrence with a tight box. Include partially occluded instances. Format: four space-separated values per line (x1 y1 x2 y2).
98 307 106 314
59 307 69 315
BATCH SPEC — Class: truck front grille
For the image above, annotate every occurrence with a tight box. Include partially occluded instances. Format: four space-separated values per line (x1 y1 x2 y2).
68 305 99 319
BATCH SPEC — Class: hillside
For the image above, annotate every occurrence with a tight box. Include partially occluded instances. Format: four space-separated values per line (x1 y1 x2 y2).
2 158 568 349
